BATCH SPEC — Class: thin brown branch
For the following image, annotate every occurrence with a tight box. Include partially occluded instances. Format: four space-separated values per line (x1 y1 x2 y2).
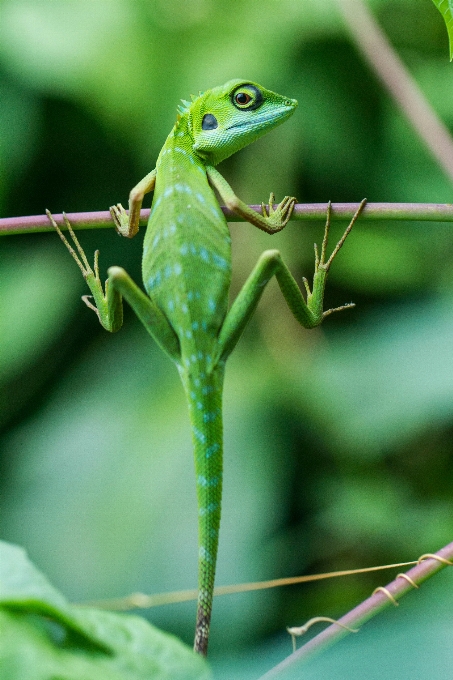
258 542 453 679
336 0 453 184
3 203 453 235
80 561 417 611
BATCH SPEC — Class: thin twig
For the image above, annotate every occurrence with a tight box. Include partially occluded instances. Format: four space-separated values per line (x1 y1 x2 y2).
3 203 453 235
257 542 453 679
79 561 417 611
336 0 453 184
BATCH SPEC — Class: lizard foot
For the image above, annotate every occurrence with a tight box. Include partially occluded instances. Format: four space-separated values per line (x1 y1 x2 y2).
109 203 130 237
47 209 109 326
261 192 297 232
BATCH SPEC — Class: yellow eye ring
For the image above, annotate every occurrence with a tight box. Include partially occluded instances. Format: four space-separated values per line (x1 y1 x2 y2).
231 84 263 111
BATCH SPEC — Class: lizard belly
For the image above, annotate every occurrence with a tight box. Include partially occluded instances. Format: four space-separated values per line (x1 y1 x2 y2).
142 180 232 364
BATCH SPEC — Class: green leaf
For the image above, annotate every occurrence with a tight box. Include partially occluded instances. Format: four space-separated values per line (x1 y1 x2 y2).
431 0 453 60
0 541 211 680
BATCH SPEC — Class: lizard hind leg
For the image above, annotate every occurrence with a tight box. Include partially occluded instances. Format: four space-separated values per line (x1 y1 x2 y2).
106 266 181 363
214 199 367 363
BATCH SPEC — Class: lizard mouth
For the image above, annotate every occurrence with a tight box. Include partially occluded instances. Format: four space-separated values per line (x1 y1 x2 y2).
226 107 294 130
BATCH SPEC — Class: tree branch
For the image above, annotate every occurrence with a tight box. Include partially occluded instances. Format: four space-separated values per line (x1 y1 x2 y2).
3 203 453 235
258 542 453 679
336 0 453 184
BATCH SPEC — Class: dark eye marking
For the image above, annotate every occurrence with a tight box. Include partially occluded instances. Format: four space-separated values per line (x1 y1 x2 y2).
231 84 263 111
202 113 218 130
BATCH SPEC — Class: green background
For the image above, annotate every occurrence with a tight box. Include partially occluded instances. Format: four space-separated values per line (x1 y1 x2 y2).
1 0 453 676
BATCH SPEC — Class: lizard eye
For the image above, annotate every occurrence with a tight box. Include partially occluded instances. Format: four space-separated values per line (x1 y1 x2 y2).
234 92 252 106
231 84 263 111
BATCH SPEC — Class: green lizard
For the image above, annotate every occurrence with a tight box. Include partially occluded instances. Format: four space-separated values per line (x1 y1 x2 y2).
48 79 365 656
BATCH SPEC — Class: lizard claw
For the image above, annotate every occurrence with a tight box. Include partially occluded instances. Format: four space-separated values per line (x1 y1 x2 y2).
264 192 276 215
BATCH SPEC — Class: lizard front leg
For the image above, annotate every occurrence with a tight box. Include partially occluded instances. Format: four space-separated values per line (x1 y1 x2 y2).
110 167 157 238
206 165 296 234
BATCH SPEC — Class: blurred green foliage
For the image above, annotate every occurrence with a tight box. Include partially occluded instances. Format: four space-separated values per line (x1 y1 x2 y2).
431 0 453 60
1 0 453 676
0 541 210 680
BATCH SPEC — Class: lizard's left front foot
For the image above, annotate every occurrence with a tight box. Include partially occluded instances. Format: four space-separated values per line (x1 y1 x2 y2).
109 203 131 238
261 192 297 233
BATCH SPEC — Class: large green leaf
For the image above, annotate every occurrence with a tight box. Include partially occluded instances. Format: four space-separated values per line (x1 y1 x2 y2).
431 0 453 59
0 541 211 680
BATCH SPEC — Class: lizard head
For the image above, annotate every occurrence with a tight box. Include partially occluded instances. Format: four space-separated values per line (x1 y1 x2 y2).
188 79 297 165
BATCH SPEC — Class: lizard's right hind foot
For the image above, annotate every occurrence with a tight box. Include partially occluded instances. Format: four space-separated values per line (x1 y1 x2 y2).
47 210 122 332
47 210 97 282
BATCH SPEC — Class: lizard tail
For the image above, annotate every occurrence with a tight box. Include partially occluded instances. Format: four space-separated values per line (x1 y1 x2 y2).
185 368 224 656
